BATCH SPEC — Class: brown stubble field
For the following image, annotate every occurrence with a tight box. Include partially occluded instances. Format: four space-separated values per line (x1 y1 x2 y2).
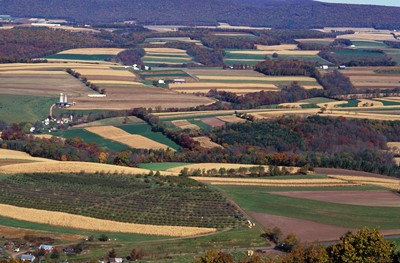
341 67 400 90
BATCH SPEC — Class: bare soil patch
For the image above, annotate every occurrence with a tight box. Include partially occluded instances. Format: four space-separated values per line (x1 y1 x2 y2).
315 168 395 179
200 118 225 127
273 191 400 207
171 120 200 130
0 225 83 241
250 212 352 242
217 115 247 123
193 136 223 149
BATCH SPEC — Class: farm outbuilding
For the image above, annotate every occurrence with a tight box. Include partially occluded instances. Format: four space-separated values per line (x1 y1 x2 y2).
39 244 55 253
20 254 35 262
173 79 186 84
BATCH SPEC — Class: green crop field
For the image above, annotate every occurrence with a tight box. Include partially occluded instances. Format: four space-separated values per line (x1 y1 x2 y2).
217 185 400 229
352 41 388 48
337 100 359 107
333 49 384 57
45 54 114 61
117 123 181 150
55 128 130 151
138 162 189 171
0 173 242 228
372 99 400 106
0 94 55 123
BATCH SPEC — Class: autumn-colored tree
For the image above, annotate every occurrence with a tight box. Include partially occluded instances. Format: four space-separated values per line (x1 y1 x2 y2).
327 227 396 263
108 248 117 258
239 254 273 263
195 250 235 263
282 233 300 247
262 227 283 244
278 242 329 263
98 152 108 163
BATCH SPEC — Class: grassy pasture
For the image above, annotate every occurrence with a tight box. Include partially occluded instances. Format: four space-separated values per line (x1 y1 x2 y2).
0 94 54 123
217 185 400 229
332 49 384 57
55 128 130 151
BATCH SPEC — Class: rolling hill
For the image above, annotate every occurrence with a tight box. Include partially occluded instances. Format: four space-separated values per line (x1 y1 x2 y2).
1 0 400 29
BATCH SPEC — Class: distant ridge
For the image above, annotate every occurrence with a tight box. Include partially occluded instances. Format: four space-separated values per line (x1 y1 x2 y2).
0 0 400 29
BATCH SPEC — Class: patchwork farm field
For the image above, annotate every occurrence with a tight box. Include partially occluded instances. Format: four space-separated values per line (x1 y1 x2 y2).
85 126 174 151
169 69 322 95
342 67 400 90
0 63 212 114
143 48 197 66
0 69 92 97
57 123 180 151
0 173 241 231
216 180 400 241
223 49 331 65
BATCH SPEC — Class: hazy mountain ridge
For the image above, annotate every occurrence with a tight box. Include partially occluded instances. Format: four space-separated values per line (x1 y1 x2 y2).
1 0 400 28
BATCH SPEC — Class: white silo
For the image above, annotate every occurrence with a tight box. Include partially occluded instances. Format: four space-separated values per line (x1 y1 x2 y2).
59 93 64 103
64 94 68 103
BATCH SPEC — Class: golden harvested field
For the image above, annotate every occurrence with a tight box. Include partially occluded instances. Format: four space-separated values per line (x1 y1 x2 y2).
316 101 348 109
0 63 112 71
227 50 319 55
170 82 278 89
217 115 247 123
195 75 317 81
328 175 400 191
255 44 298 51
337 33 397 41
90 80 144 85
171 120 200 130
0 149 58 162
279 103 308 108
58 48 125 55
193 136 223 149
0 161 176 176
0 70 66 75
376 97 400 103
72 68 138 77
186 69 265 77
144 48 187 54
192 177 355 187
167 163 299 174
0 204 215 237
357 99 384 107
387 142 400 155
85 126 173 151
